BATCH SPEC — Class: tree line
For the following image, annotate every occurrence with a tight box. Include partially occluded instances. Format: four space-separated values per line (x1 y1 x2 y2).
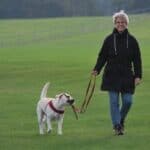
0 0 150 18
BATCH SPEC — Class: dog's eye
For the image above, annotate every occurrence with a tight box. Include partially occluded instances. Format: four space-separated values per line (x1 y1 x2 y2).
64 94 70 99
66 95 70 99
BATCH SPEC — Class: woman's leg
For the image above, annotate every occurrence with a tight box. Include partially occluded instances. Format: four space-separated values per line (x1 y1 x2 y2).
120 93 133 128
108 91 120 127
109 91 123 135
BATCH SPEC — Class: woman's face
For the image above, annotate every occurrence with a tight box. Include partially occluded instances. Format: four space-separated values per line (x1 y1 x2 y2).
114 17 127 33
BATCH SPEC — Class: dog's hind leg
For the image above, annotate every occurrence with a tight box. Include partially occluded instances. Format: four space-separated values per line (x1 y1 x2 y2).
36 106 45 134
42 115 47 123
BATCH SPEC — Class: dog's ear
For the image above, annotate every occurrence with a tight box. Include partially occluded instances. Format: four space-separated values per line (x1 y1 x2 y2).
55 93 63 99
64 93 71 99
55 94 59 98
64 93 73 99
64 93 71 97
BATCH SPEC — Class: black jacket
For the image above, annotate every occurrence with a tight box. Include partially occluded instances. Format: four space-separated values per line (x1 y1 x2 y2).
94 28 142 94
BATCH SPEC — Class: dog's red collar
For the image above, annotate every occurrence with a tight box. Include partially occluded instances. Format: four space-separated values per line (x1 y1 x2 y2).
48 101 64 114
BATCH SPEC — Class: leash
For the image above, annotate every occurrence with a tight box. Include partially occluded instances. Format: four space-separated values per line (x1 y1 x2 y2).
71 105 78 120
80 75 96 113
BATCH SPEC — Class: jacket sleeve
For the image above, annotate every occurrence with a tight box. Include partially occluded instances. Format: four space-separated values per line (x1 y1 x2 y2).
132 38 142 79
93 38 108 74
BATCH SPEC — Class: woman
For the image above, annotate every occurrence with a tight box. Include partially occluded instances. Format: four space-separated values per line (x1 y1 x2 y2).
92 10 142 135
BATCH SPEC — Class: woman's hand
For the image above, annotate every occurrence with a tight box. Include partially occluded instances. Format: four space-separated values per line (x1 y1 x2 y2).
135 78 141 86
92 70 98 76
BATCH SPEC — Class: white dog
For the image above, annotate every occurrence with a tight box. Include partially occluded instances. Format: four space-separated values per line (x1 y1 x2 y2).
36 82 74 135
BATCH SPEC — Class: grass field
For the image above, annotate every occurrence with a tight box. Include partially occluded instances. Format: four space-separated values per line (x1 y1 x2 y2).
0 14 150 150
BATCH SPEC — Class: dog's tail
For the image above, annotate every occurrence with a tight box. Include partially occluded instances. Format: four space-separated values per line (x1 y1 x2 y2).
40 82 50 99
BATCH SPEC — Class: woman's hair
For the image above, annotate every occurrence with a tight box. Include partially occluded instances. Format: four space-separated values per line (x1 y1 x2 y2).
112 10 129 24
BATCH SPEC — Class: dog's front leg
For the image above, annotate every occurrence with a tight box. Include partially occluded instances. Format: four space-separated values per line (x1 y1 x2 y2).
46 116 52 133
57 116 64 135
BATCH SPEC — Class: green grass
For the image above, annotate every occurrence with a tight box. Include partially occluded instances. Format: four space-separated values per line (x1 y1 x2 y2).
0 14 150 150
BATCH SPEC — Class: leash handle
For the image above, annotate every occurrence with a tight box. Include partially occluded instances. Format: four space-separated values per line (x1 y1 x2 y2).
80 75 96 113
80 76 92 111
84 75 96 110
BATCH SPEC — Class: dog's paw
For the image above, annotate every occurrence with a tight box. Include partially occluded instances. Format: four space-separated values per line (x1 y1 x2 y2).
47 129 52 133
40 132 45 135
58 131 63 135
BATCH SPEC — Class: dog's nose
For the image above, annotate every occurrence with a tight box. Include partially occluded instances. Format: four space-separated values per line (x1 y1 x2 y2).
67 99 75 105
